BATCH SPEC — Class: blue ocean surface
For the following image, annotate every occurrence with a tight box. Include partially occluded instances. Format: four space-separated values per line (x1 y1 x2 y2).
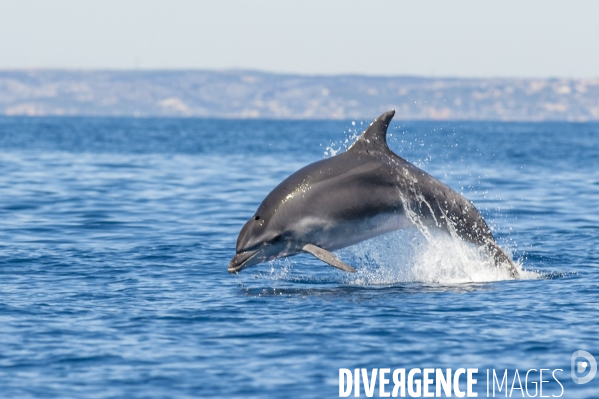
0 117 598 398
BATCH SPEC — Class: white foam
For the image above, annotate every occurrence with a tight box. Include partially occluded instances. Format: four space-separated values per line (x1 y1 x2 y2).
337 228 537 285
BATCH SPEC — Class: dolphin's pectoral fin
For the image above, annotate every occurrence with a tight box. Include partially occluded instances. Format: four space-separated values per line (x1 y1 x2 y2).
302 244 357 273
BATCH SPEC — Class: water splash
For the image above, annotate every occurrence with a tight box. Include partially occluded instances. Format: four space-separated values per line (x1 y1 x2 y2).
338 229 537 285
343 186 535 285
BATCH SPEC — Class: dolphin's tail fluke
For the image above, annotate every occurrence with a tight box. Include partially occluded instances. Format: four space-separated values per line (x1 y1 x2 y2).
485 241 519 278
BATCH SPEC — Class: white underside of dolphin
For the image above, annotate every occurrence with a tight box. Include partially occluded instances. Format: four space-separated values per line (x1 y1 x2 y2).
229 110 519 278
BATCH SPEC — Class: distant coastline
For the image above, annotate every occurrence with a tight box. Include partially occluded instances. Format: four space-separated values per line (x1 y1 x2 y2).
1 69 598 121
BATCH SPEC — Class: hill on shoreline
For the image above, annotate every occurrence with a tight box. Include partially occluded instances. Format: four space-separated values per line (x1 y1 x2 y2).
1 70 598 121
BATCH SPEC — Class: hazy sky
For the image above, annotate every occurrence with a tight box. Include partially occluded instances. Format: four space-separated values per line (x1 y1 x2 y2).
1 0 598 78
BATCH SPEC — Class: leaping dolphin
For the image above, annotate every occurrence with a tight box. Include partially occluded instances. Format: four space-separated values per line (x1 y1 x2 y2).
229 110 519 278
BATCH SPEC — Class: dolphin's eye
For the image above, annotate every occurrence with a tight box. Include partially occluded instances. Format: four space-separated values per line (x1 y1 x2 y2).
254 215 260 221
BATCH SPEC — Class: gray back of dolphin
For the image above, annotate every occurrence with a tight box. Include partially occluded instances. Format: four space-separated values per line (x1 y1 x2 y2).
230 110 518 277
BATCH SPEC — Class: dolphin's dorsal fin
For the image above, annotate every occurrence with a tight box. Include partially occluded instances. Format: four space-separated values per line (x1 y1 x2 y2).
348 110 395 155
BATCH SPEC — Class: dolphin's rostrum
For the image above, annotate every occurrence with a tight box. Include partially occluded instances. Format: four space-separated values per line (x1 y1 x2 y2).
229 111 519 278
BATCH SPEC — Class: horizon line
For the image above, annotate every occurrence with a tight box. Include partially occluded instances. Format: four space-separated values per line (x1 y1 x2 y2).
1 67 597 81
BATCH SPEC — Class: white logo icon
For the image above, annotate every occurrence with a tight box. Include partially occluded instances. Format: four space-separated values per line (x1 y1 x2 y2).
571 350 597 384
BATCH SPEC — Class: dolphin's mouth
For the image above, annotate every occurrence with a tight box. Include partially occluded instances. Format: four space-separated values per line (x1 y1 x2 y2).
228 250 259 273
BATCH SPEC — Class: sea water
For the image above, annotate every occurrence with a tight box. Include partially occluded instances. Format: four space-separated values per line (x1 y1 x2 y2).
0 117 598 398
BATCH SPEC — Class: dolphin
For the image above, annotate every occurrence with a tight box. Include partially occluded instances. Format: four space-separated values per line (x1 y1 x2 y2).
229 110 519 278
